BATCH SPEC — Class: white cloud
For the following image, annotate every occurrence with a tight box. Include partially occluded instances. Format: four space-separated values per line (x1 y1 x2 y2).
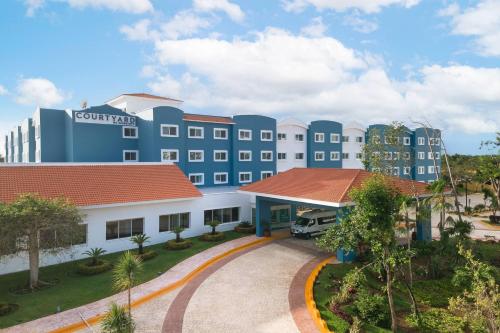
281 0 420 14
300 17 327 37
15 78 66 107
0 85 8 96
440 0 500 57
193 0 245 22
145 28 499 134
120 19 157 41
343 11 378 33
24 0 44 17
24 0 153 15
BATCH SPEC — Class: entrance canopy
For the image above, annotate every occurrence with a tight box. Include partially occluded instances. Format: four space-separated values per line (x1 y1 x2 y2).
239 168 432 207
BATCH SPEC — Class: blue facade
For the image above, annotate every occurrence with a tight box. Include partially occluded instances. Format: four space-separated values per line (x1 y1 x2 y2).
307 120 343 168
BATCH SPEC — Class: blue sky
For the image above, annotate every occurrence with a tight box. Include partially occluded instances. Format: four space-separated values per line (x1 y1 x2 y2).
0 0 499 155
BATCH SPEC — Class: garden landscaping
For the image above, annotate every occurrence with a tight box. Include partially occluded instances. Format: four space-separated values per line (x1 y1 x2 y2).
0 230 246 328
313 240 500 333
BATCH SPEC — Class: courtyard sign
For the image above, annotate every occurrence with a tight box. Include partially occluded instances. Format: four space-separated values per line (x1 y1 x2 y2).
74 112 136 126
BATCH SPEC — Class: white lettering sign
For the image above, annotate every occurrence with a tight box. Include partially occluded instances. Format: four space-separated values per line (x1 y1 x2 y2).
74 112 136 126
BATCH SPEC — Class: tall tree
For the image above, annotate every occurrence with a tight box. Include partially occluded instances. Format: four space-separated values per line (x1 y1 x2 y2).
318 174 403 332
0 194 84 289
476 155 500 216
113 251 142 326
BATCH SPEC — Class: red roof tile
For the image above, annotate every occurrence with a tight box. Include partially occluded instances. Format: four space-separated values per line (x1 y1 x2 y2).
0 164 201 207
240 168 431 205
183 114 234 124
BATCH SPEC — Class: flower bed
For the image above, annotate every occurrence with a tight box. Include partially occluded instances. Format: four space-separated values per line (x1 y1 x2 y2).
200 232 225 242
76 260 112 276
165 239 193 250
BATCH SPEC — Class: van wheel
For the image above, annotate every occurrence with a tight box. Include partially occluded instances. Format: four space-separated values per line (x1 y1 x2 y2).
305 233 311 239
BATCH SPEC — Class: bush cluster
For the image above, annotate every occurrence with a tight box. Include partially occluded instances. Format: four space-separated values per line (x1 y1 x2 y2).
200 232 225 242
0 304 19 316
135 250 157 261
76 260 112 276
353 289 389 326
165 239 193 250
406 308 466 333
234 221 256 234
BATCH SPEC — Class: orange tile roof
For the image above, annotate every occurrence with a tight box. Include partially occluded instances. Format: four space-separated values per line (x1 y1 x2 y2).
122 93 183 102
183 114 234 124
240 168 431 205
0 164 202 207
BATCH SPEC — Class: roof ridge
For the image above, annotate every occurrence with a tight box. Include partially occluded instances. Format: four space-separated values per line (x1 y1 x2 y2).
338 169 363 202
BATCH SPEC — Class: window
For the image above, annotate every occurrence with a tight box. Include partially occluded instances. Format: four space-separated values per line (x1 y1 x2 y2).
238 129 252 141
123 150 138 162
393 167 400 176
295 153 304 160
418 152 425 160
278 133 287 140
278 152 287 160
189 173 204 185
356 153 362 159
122 126 138 138
435 138 441 145
393 152 400 160
342 136 349 142
417 137 425 145
204 207 240 225
161 149 179 162
435 152 440 160
403 152 410 160
214 128 228 140
428 152 434 160
356 136 363 143
261 151 273 161
261 171 273 179
261 130 273 141
330 151 340 160
214 172 228 184
429 138 435 145
418 166 425 175
188 150 204 162
404 167 411 175
403 137 410 145
213 150 228 162
330 133 340 143
342 153 349 159
159 213 190 232
295 134 304 141
188 126 204 139
372 135 381 144
428 166 435 174
239 172 252 183
318 215 336 225
74 224 88 245
314 151 325 161
106 218 143 240
161 124 178 137
314 133 325 143
239 150 252 161
384 152 392 160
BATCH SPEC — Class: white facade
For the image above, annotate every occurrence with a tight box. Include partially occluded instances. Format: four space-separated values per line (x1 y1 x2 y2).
0 187 251 275
342 121 365 169
107 94 183 114
276 119 308 173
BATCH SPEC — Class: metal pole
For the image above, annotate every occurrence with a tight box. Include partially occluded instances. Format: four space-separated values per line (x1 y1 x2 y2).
465 181 468 209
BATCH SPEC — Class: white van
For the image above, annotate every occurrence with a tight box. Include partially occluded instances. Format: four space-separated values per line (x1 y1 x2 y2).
290 209 337 238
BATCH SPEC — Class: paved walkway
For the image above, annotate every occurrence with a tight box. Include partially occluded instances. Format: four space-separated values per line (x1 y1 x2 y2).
4 235 262 333
163 237 329 333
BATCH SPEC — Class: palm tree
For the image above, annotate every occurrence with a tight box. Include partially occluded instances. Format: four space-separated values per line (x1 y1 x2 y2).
130 234 150 255
173 226 185 242
113 251 142 323
101 302 135 333
424 179 454 240
82 247 106 266
209 220 220 235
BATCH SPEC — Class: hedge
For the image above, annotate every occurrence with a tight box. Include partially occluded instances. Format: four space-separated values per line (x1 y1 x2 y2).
0 304 19 316
135 250 158 261
165 239 193 250
200 232 225 242
76 260 112 276
234 225 256 234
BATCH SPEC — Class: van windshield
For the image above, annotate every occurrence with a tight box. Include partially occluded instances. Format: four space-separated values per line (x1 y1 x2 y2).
295 216 311 226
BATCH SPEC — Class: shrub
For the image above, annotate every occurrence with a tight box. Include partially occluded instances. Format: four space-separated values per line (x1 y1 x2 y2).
406 308 465 333
0 303 19 316
130 234 150 255
165 239 192 250
101 302 135 333
473 204 486 213
353 289 389 326
82 247 107 266
76 260 112 275
135 250 157 261
208 220 221 235
235 221 256 234
200 232 225 242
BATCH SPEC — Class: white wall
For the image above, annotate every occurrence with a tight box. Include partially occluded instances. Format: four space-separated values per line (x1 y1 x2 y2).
107 96 182 114
277 119 308 173
342 122 365 169
0 189 252 275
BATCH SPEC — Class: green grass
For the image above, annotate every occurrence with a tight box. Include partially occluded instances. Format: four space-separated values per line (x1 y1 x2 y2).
0 230 245 328
412 278 462 308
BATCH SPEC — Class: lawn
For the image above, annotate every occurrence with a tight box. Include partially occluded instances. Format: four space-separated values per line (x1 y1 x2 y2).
0 230 246 328
313 240 499 333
